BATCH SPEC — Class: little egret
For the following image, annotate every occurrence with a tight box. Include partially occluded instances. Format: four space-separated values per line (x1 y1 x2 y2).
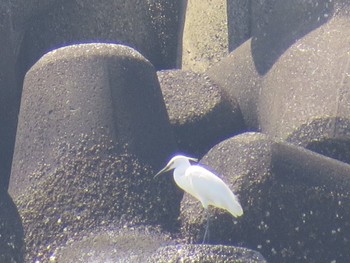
155 155 243 243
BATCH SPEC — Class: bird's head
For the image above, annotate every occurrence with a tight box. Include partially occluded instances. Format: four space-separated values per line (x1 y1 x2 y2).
154 155 198 177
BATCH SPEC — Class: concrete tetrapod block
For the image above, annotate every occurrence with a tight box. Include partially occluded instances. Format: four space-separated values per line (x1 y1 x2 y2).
157 69 245 157
207 1 344 131
180 132 350 263
147 244 267 263
0 188 24 263
0 0 181 188
259 3 350 163
9 43 180 262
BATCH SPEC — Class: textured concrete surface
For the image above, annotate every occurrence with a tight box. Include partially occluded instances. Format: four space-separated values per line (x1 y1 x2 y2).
206 39 262 130
1 1 350 262
251 0 335 75
0 188 24 263
0 0 182 189
181 0 228 72
180 132 350 262
259 5 350 163
9 44 180 262
18 0 181 76
208 2 350 165
227 0 251 51
148 244 267 263
56 226 174 263
158 69 245 157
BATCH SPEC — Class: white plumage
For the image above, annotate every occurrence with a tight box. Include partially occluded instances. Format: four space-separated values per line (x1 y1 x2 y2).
155 155 243 242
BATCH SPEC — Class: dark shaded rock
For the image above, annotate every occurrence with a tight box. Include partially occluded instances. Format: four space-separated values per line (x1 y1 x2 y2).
206 39 261 130
157 69 244 157
0 1 79 189
0 1 56 190
259 5 350 163
147 0 182 68
147 244 267 263
180 132 350 263
56 225 174 263
17 0 181 80
7 0 59 26
0 3 25 189
0 188 24 263
227 0 251 51
307 137 350 164
9 44 180 262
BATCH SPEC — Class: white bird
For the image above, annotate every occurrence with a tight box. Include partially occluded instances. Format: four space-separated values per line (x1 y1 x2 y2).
155 155 243 243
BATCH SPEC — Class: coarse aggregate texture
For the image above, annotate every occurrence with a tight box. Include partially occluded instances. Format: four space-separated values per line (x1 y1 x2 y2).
158 69 244 156
0 189 24 263
181 0 228 72
56 225 175 263
15 133 180 262
180 132 350 262
158 70 223 125
147 244 267 263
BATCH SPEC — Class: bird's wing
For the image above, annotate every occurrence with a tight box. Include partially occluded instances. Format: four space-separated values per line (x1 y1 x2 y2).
185 165 243 217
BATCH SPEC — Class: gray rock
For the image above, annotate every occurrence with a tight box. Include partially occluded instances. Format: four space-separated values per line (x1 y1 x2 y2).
157 69 244 157
147 244 267 263
9 44 180 262
180 132 350 262
0 3 25 189
0 188 24 263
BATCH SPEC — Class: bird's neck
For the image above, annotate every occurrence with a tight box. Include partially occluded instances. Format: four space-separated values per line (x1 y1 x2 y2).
173 160 191 181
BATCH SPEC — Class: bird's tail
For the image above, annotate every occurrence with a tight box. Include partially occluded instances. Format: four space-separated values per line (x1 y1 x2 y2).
228 200 243 217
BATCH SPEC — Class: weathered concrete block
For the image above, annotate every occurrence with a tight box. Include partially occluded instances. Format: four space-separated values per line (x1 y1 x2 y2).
259 4 350 163
180 132 350 262
0 0 181 189
9 43 180 262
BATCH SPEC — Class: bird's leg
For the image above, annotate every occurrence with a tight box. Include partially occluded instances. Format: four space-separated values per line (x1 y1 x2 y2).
202 208 210 244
